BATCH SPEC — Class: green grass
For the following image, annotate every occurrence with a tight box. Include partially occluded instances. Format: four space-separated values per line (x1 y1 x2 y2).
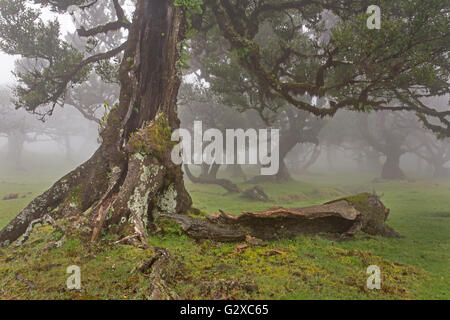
0 156 449 299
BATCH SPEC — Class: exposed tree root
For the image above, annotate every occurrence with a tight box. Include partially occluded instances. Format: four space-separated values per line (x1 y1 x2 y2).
147 248 180 300
15 214 62 248
247 164 293 184
114 234 140 245
0 149 108 247
0 126 192 249
133 247 181 300
15 273 36 289
160 193 402 242
184 165 271 202
184 164 240 193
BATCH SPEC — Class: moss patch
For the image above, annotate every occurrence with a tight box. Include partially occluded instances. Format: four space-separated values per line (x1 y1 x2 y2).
127 115 175 161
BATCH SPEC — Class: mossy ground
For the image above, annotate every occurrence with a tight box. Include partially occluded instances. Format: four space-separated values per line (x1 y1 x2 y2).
0 154 449 299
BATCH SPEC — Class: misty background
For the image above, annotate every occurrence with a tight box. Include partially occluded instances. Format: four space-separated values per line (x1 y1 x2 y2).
0 6 448 182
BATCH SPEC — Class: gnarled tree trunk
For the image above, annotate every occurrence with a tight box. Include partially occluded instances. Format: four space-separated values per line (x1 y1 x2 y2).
0 0 191 248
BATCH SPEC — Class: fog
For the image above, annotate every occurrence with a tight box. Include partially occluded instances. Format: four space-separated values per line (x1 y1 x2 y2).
0 3 447 182
1 80 449 180
0 53 15 85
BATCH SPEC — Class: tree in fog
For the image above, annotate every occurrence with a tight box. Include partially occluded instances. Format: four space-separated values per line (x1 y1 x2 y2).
356 112 421 179
196 26 326 182
178 82 257 192
10 0 121 123
406 131 450 178
197 1 449 136
0 87 33 169
178 82 324 184
0 0 448 247
404 96 450 178
0 86 90 166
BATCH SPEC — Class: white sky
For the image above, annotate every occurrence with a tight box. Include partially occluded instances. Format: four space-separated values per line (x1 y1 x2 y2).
0 53 17 85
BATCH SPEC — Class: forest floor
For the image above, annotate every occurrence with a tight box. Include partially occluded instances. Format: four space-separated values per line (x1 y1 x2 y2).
0 153 449 299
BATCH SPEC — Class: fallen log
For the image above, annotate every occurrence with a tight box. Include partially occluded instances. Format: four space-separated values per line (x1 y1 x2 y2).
159 193 401 241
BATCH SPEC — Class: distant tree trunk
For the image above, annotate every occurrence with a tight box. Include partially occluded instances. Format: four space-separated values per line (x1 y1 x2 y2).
431 163 450 178
289 145 321 174
0 0 192 247
199 163 211 178
224 164 246 180
6 131 25 170
381 151 405 180
275 160 291 181
420 153 450 178
362 148 381 172
326 146 336 170
62 135 73 161
196 163 222 180
365 114 407 180
250 129 299 183
276 132 300 181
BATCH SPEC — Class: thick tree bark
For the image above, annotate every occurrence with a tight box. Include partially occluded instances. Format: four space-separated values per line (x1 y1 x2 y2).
0 0 192 247
161 193 401 241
